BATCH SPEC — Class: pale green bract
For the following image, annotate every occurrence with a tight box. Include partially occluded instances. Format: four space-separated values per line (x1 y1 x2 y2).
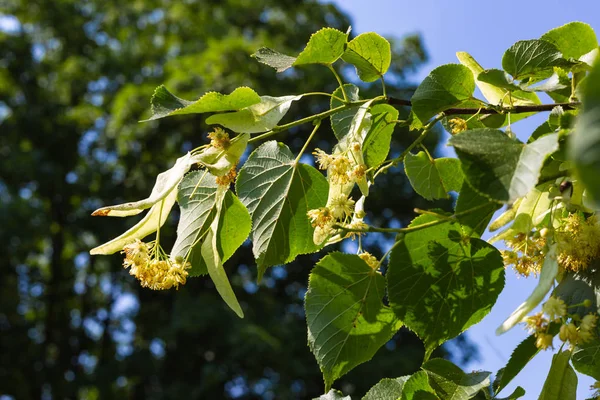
206 95 303 133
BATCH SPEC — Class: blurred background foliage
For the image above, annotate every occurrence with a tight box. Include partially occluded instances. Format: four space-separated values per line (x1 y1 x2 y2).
0 0 476 398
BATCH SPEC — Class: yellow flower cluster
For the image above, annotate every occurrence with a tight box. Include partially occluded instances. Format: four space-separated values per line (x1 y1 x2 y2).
555 213 600 272
524 295 598 350
501 232 547 277
207 128 231 150
313 148 366 185
216 166 237 186
122 239 191 290
448 118 468 135
359 252 379 270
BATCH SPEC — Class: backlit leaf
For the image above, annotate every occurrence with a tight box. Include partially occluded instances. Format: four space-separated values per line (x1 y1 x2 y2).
387 214 505 356
236 141 328 279
411 64 475 122
143 85 260 121
342 32 392 82
306 253 402 391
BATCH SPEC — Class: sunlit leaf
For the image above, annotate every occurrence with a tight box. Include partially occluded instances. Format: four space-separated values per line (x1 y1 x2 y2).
411 64 475 122
342 32 391 82
450 129 558 203
404 152 463 200
422 358 490 400
387 214 505 356
306 253 402 391
538 351 578 400
236 141 328 279
143 85 260 121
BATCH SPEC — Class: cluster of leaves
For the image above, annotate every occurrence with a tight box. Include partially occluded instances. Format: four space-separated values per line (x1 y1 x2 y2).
91 23 600 399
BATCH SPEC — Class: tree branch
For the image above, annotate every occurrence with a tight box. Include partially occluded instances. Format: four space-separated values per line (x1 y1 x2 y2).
387 97 580 115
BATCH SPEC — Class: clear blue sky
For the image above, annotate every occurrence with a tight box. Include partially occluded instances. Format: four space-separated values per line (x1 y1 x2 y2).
328 1 599 398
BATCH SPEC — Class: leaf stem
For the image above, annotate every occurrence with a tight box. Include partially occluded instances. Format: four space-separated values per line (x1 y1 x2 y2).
303 92 346 103
295 119 322 164
328 65 348 102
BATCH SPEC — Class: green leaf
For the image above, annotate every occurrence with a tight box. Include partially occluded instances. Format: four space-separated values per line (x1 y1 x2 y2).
496 335 540 394
201 186 244 318
205 95 302 133
236 141 328 279
363 377 410 400
143 85 261 121
330 84 361 140
422 358 491 400
450 129 559 203
314 389 351 400
538 351 578 400
172 170 218 276
363 104 399 168
572 336 600 380
306 253 402 391
171 171 251 277
217 192 252 267
404 152 463 201
252 28 348 72
411 64 475 122
541 22 599 60
502 40 565 80
455 182 500 237
342 32 391 82
251 47 297 72
294 27 348 66
387 214 505 356
569 60 600 208
401 371 440 400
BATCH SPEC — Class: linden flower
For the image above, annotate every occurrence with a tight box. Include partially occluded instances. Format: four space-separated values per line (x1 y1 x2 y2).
344 220 368 240
556 213 600 272
542 296 567 321
207 128 230 150
216 166 237 186
313 148 334 170
307 207 333 228
359 252 379 270
559 323 579 344
503 232 546 277
535 333 554 350
448 118 468 135
329 195 355 219
580 313 598 333
329 155 352 184
524 312 547 334
122 239 151 265
351 164 367 182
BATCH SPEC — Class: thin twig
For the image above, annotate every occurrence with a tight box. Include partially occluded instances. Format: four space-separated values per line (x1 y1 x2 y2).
387 97 580 115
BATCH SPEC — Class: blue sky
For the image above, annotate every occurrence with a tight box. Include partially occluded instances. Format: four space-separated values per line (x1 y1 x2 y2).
329 1 599 398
